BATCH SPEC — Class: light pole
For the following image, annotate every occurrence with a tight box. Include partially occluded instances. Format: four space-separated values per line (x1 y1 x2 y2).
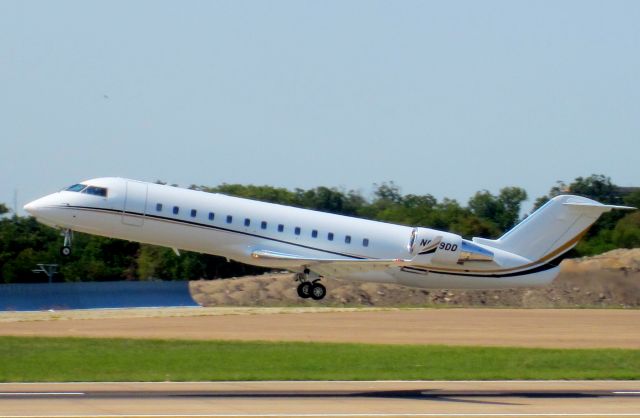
32 264 59 284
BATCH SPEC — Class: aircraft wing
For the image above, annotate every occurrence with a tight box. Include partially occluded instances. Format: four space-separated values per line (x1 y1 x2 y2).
250 249 405 275
251 241 497 277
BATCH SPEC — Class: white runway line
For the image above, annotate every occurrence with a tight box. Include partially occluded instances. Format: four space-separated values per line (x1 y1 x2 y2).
0 392 85 396
3 379 637 384
5 414 640 417
614 391 640 394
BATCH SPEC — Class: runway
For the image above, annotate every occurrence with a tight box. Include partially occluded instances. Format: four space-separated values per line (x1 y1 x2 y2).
1 381 640 417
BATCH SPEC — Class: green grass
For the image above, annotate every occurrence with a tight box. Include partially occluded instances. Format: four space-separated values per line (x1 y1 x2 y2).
0 336 638 382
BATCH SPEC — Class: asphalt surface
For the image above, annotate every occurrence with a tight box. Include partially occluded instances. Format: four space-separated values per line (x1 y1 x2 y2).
1 381 640 417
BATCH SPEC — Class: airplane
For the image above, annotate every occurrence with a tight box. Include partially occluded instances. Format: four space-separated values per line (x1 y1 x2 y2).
23 177 634 300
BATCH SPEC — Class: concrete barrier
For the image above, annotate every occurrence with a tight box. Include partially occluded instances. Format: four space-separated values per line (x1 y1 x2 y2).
0 281 200 311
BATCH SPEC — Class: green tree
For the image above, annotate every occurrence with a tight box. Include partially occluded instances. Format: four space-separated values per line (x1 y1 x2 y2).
0 216 59 283
58 235 140 281
294 187 364 216
623 190 640 209
468 187 527 232
136 244 267 280
612 212 640 249
569 174 623 204
534 174 621 210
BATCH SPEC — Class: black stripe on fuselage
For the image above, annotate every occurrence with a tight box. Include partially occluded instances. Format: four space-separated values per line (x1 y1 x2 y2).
401 251 569 278
55 205 369 260
418 247 437 255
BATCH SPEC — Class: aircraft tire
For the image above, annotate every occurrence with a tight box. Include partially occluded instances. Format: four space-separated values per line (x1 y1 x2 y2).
297 282 312 299
310 283 326 301
60 246 72 257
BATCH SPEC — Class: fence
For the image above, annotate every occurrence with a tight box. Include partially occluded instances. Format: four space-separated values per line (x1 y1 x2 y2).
0 281 200 311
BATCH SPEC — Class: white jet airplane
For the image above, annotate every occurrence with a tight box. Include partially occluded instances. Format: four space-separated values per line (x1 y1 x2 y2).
24 178 634 300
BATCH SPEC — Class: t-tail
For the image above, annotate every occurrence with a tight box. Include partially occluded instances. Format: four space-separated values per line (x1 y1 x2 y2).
473 195 635 263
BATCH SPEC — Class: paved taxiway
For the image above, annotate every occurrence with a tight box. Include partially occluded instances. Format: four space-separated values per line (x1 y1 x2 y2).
2 381 640 417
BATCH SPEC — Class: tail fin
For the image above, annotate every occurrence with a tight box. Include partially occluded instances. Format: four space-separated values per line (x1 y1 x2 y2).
473 195 634 261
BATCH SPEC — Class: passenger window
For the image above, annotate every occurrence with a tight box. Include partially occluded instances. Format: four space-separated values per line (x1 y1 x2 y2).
328 232 334 241
190 209 197 218
209 212 215 221
311 230 318 238
278 224 284 232
226 215 233 224
244 218 251 227
295 227 301 235
156 203 163 212
173 206 179 215
363 238 370 247
345 235 351 244
261 221 267 229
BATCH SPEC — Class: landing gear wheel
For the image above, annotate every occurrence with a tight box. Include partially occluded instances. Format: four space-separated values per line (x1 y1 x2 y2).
310 283 326 300
61 229 73 257
297 282 312 299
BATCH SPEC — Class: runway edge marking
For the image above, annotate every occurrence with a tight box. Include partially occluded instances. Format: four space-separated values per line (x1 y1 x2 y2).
5 413 640 417
0 392 84 396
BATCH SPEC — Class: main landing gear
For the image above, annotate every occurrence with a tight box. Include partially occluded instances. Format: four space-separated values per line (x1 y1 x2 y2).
296 269 326 301
60 228 73 257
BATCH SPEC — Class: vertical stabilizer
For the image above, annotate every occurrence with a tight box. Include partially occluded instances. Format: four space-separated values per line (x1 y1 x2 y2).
472 195 634 262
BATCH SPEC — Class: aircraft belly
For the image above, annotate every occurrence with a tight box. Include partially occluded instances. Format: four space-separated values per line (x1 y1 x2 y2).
333 270 399 284
390 267 560 289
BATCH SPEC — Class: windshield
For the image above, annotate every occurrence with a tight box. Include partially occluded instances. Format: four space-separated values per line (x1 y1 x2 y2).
65 184 87 192
64 183 108 197
83 186 108 197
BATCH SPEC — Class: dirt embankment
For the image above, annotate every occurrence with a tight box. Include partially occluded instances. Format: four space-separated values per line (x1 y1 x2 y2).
190 249 640 308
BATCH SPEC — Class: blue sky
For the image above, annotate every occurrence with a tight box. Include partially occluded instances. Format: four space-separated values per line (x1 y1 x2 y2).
1 0 638 215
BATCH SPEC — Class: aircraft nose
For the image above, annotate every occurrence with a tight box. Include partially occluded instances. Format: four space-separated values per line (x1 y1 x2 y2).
24 200 38 215
24 197 47 216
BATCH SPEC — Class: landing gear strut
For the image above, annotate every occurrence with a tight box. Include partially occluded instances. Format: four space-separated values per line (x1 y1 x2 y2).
60 228 73 257
296 269 326 301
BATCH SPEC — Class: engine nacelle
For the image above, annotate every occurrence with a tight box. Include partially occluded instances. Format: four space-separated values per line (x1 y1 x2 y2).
431 233 462 265
408 227 463 265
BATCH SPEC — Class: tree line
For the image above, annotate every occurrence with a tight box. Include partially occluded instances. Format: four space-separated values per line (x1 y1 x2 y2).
0 174 638 283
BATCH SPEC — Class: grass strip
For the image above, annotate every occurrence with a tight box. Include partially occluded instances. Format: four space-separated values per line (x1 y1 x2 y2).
0 336 638 382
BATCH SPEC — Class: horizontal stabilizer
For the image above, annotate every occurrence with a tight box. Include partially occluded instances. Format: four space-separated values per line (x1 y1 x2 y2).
563 202 636 210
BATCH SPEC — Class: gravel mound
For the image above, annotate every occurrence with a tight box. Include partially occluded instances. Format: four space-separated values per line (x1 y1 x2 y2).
190 249 640 308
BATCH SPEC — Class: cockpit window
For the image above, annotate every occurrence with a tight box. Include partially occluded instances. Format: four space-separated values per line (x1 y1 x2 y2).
65 184 87 192
83 186 108 197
